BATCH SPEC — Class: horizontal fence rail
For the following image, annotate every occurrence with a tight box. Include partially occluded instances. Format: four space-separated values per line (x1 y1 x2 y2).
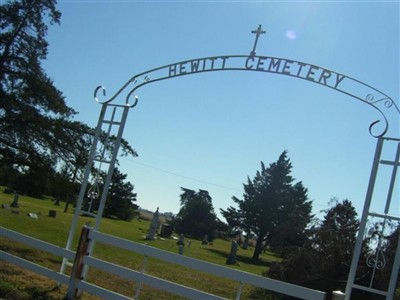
89 229 326 300
83 256 226 300
1 226 326 299
0 227 74 285
1 226 75 261
0 251 70 285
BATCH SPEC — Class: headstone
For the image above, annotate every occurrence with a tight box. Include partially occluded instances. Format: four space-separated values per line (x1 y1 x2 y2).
241 239 249 250
27 213 38 219
160 223 173 238
146 207 160 240
54 198 60 206
226 239 238 265
202 234 209 245
10 193 19 208
226 231 241 265
2 204 10 209
332 291 345 300
49 210 57 217
177 234 185 255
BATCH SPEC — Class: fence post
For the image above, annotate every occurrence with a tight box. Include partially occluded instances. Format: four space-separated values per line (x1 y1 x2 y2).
235 282 244 300
66 225 92 300
134 255 148 300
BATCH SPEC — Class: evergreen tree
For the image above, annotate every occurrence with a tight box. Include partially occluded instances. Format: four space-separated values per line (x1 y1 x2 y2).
0 1 137 198
312 199 360 296
221 151 312 260
0 0 71 179
103 168 138 221
266 199 363 300
174 187 219 240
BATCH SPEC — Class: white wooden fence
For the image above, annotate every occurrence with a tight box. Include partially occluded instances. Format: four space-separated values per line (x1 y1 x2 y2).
0 225 326 300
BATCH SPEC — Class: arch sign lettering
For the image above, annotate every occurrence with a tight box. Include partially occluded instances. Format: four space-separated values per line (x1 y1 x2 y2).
95 25 399 137
63 25 400 300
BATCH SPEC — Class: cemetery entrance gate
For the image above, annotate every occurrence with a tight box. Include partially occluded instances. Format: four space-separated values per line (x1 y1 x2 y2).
61 25 400 299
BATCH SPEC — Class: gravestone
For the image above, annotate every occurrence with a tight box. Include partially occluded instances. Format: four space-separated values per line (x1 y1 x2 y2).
49 210 57 217
177 234 185 255
10 193 19 208
202 234 209 245
146 207 160 240
160 223 173 238
332 291 345 300
27 213 38 219
226 231 241 265
241 239 249 250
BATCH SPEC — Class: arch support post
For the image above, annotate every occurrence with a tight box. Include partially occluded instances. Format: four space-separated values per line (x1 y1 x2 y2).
345 137 400 300
61 103 131 278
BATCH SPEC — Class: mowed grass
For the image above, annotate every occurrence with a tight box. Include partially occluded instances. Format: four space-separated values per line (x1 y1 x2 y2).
0 187 280 299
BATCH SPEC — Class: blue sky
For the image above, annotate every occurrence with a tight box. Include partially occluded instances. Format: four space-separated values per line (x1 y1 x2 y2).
43 1 399 220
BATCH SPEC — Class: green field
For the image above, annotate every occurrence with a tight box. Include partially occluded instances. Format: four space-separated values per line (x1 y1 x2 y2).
0 187 280 300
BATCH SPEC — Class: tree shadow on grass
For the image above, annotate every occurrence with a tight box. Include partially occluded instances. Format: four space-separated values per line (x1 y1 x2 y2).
203 247 273 268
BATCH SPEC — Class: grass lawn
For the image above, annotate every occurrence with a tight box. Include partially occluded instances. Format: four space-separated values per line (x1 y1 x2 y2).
0 187 280 300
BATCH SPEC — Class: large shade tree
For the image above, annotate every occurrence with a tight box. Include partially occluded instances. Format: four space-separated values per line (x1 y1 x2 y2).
0 1 137 198
221 151 313 260
0 0 69 178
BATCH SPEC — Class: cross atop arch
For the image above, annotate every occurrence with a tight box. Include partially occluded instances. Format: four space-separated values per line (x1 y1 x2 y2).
250 24 266 56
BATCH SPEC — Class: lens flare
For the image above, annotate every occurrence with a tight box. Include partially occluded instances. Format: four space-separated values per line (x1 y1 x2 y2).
286 30 297 40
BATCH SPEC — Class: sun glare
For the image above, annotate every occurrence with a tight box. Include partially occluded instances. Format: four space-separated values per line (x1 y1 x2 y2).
286 29 297 40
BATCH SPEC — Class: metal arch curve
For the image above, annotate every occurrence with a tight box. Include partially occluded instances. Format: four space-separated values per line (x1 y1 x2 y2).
93 54 399 137
94 86 106 103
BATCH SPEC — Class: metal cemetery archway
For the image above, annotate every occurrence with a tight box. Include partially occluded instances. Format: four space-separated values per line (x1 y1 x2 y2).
62 25 400 299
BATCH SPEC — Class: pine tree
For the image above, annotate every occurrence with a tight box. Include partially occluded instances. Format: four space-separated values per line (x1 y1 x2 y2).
221 151 312 260
266 199 364 300
1 0 69 170
103 168 138 221
174 187 219 240
0 1 137 197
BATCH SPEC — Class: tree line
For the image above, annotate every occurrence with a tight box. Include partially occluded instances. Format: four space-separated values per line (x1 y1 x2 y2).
0 0 138 220
173 151 398 299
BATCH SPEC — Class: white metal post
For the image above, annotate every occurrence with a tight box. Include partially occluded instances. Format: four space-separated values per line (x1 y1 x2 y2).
134 255 148 300
344 137 384 300
386 233 400 300
60 104 107 275
94 105 130 230
80 104 130 281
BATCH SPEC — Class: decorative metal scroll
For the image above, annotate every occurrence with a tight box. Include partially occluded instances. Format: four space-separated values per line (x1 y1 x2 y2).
85 171 101 213
366 219 390 287
94 54 399 137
